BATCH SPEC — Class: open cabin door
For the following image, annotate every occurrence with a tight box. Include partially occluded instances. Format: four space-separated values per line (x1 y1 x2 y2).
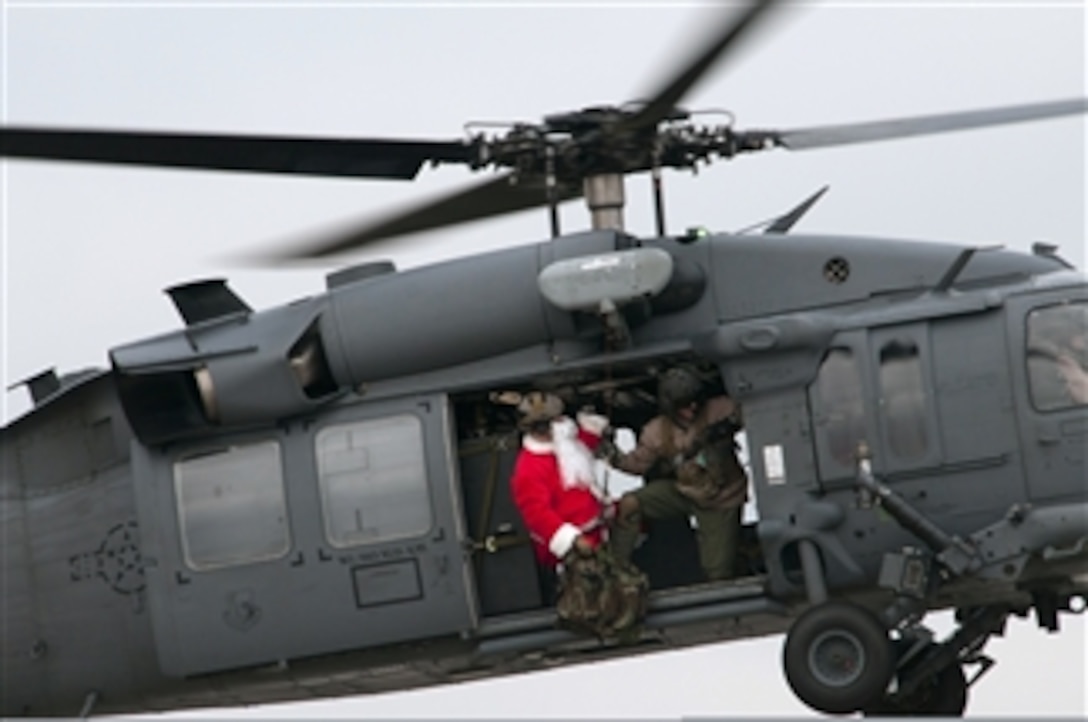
132 393 476 677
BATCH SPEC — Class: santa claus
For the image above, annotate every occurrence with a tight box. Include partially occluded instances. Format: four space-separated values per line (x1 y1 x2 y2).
509 392 611 580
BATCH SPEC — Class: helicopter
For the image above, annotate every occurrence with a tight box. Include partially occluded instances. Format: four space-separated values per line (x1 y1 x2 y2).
2 1 1087 718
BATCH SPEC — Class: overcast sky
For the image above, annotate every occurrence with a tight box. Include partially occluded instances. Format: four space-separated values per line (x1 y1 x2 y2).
2 0 1086 717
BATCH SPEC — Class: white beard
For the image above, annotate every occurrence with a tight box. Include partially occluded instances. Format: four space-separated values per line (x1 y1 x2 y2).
551 417 598 491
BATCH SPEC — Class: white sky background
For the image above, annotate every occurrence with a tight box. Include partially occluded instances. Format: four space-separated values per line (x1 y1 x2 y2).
1 0 1086 717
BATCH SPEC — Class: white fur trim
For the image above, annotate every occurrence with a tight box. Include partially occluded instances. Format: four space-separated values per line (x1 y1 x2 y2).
577 411 610 436
522 434 554 454
549 523 582 559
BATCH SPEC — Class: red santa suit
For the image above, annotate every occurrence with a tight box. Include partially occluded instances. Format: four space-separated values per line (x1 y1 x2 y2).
510 413 610 568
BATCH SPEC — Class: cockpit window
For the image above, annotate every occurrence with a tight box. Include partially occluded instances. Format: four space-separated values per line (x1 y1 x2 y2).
1026 302 1088 411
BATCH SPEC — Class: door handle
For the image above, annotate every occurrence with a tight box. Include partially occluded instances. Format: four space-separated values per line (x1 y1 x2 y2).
1036 421 1060 446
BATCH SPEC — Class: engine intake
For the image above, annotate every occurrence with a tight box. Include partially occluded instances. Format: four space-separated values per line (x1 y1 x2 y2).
111 295 338 444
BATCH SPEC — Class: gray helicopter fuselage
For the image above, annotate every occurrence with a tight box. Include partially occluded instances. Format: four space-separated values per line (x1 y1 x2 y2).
2 230 1086 716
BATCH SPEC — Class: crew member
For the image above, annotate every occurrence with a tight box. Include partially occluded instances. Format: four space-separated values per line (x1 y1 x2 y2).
605 367 747 582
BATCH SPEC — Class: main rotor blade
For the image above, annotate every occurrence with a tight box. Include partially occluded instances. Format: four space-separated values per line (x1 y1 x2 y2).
0 127 474 180
624 0 781 132
770 98 1088 151
273 174 583 259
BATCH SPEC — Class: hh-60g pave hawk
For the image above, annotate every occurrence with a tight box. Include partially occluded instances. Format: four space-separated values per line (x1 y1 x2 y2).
2 1 1087 717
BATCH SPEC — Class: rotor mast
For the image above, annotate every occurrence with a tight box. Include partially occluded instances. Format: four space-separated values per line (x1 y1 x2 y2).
584 174 626 232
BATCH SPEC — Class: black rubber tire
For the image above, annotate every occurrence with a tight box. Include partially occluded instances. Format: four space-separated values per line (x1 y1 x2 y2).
783 601 895 715
864 656 968 717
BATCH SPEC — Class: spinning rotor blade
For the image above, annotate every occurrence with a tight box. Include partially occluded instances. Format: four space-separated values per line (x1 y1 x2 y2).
623 0 781 131
0 127 473 180
770 98 1088 151
273 174 583 259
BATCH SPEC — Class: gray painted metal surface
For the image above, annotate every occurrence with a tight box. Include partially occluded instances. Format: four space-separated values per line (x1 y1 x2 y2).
2 231 1086 716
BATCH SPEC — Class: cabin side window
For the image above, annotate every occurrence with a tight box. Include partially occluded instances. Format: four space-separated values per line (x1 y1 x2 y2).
815 348 866 465
316 415 432 548
879 339 929 459
1026 302 1088 411
174 440 290 571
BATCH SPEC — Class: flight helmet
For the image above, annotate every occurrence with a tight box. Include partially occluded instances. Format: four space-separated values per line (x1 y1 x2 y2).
658 367 704 421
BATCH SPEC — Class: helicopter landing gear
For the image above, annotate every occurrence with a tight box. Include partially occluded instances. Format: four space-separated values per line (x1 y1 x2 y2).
862 643 968 716
782 601 895 714
861 604 1007 717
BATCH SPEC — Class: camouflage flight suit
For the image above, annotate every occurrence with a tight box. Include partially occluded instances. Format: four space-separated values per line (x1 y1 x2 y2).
609 396 747 582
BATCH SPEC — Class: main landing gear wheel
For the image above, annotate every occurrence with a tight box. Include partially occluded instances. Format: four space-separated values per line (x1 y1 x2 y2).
783 601 895 715
863 648 968 717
